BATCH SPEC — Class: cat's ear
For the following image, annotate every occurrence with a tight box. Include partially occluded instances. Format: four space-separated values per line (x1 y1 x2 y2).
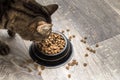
45 4 58 15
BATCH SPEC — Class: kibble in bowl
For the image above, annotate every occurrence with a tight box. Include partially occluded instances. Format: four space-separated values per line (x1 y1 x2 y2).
37 32 66 56
29 31 73 67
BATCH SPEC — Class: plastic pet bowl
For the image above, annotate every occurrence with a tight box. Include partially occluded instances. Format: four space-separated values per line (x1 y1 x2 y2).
29 31 73 67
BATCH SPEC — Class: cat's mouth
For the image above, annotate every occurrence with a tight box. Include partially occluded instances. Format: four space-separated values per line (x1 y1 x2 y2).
42 28 52 39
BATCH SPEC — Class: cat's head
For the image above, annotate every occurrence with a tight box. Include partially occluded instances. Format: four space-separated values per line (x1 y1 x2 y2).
25 3 58 41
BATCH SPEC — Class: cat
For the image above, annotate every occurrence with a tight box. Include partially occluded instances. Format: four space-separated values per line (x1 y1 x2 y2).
0 0 58 55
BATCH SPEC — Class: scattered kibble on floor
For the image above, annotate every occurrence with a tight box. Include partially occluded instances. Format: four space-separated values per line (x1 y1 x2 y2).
92 50 96 53
68 63 71 66
89 48 93 52
72 35 75 38
80 37 87 44
75 62 78 65
95 44 99 47
61 30 64 33
86 47 90 50
68 74 71 78
80 39 84 42
83 40 86 44
86 47 96 54
40 65 45 70
69 36 72 41
85 53 89 57
84 37 87 40
66 66 70 70
83 63 88 67
66 29 70 32
22 29 99 79
65 59 78 70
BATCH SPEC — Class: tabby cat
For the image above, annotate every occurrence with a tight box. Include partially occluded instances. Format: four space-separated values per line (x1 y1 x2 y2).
0 0 58 55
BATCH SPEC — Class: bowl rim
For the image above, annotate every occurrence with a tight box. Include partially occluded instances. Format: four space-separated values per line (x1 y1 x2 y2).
35 31 68 56
33 42 70 61
29 41 73 68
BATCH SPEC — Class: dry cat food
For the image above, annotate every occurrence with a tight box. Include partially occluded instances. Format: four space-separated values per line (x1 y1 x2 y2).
86 47 96 53
86 47 90 50
68 74 71 78
69 36 72 41
83 63 88 67
61 30 65 33
83 40 86 44
80 39 86 44
38 32 66 54
95 44 99 47
40 65 45 70
84 37 87 40
85 53 89 57
89 48 96 53
65 59 78 70
72 35 75 38
66 29 70 32
69 35 76 41
66 66 70 70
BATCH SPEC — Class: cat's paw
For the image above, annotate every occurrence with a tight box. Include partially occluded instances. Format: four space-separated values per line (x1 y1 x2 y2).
0 42 10 56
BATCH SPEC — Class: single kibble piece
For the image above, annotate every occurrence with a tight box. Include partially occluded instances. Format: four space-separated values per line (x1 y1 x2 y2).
37 33 66 55
66 29 70 32
83 40 86 44
89 49 93 52
80 39 84 42
75 62 78 65
83 63 88 67
61 30 64 33
84 37 87 40
66 66 70 70
95 44 99 47
85 54 89 57
86 47 90 50
72 35 75 38
92 50 96 53
72 59 77 62
34 64 38 70
40 65 45 70
68 63 71 66
68 74 71 78
69 36 72 41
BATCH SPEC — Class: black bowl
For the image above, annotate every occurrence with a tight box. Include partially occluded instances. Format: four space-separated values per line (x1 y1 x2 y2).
29 31 73 67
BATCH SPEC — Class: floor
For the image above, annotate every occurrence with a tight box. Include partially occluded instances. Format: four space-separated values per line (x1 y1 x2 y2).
0 0 120 80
